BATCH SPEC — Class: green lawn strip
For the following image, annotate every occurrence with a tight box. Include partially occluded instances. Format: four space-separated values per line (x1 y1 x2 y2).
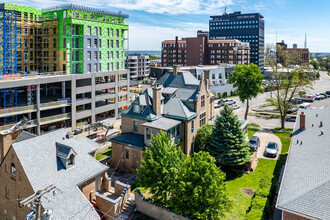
223 131 291 219
274 127 294 132
248 123 260 127
248 128 260 139
96 148 112 160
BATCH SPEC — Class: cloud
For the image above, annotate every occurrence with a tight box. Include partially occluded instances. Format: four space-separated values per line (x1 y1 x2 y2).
127 21 207 50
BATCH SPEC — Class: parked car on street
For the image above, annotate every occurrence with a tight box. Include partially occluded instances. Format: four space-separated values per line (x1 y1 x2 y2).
289 98 302 104
301 94 315 102
230 104 240 109
249 136 260 151
218 100 225 106
286 107 298 114
320 93 330 98
286 116 297 122
326 91 330 95
299 103 311 109
315 93 325 99
264 142 278 158
225 99 236 105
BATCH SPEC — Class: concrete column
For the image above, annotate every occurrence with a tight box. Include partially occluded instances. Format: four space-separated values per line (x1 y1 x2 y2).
222 71 227 84
126 69 130 107
36 84 40 136
62 81 66 114
71 75 77 130
115 71 119 118
91 74 96 124
95 175 101 192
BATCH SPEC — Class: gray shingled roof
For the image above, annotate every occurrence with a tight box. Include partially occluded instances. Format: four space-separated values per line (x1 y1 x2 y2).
277 109 330 219
122 71 201 120
12 129 108 220
110 132 145 149
142 117 181 131
12 131 37 144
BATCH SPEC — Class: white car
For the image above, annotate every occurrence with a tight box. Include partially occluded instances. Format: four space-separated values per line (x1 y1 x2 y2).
226 99 236 105
230 104 240 109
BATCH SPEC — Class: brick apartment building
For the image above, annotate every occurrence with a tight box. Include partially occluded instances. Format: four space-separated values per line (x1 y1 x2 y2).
161 35 250 67
277 40 310 66
110 66 215 173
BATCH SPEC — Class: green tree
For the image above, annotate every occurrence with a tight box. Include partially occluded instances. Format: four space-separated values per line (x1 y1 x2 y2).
310 60 319 70
170 152 231 219
267 45 312 128
228 64 264 120
195 124 213 152
137 131 184 205
207 105 250 166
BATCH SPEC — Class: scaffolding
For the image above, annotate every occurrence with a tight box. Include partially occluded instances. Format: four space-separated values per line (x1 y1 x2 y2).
0 8 18 124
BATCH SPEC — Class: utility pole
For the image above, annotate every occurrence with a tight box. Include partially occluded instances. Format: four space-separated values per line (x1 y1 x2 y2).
20 185 56 220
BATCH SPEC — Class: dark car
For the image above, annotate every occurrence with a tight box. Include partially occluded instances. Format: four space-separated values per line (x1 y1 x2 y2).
264 142 278 158
249 136 260 151
286 107 298 114
320 93 330 98
286 116 296 122
326 91 330 95
218 100 225 106
289 98 302 104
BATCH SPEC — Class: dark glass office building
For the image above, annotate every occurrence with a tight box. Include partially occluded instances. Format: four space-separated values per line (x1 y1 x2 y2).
209 11 264 71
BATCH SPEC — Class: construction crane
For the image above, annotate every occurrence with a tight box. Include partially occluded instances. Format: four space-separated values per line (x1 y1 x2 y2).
1 116 32 135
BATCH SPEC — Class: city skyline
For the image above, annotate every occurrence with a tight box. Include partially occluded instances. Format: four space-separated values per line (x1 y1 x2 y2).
3 0 330 52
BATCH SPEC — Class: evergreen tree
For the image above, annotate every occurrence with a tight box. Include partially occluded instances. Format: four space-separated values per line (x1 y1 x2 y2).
207 105 250 166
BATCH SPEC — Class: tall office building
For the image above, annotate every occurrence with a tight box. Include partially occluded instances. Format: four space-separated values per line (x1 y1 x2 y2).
209 11 264 71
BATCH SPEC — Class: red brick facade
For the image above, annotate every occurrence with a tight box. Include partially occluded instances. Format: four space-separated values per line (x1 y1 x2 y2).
161 36 250 67
283 211 311 220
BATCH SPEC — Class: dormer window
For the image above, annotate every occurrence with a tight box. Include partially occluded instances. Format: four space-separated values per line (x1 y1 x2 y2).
133 104 140 113
56 143 77 171
68 154 75 166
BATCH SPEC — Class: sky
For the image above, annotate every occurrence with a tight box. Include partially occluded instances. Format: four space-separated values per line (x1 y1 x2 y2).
5 0 330 52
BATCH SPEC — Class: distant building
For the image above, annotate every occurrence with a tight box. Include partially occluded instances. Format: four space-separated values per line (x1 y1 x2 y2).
125 54 150 80
277 109 330 219
277 40 310 65
161 35 250 67
209 11 264 71
293 43 297 49
150 64 235 86
110 66 215 173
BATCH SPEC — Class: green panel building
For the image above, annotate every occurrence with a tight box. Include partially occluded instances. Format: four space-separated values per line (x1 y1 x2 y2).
1 3 129 74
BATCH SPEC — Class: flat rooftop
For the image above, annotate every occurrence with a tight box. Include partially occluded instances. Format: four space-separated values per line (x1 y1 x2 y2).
142 117 181 131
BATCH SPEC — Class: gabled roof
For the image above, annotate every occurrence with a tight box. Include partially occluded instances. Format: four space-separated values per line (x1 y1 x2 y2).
122 71 202 121
277 109 330 219
12 130 37 144
12 129 107 220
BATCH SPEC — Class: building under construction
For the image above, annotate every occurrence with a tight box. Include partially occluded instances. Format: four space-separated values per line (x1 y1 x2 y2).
0 3 130 135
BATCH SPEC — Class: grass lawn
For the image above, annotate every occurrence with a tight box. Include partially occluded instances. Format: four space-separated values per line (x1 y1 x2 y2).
248 128 260 139
248 123 261 127
96 148 112 160
223 132 291 219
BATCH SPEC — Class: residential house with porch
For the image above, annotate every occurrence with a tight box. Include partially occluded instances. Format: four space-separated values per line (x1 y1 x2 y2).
110 66 215 173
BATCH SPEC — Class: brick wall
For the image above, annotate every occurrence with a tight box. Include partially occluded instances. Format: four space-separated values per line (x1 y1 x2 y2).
121 115 148 134
135 190 189 220
282 211 311 220
80 178 96 202
0 147 36 220
111 142 143 174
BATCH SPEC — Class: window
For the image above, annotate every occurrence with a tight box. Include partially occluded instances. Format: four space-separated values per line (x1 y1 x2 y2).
116 51 119 59
107 62 109 71
107 40 110 48
133 105 140 113
111 40 114 48
63 51 66 61
94 51 98 60
116 29 119 37
176 125 180 136
146 128 151 140
107 28 110 36
110 28 113 37
87 38 91 48
63 11 66 20
125 149 129 159
87 51 91 60
87 26 91 35
116 40 119 48
5 186 9 199
191 120 194 132
201 95 205 108
99 63 101 72
200 112 206 127
94 27 98 35
63 38 66 48
99 27 102 36
99 51 101 60
63 25 66 35
87 64 91 73
99 39 102 48
10 163 16 179
94 39 98 48
133 121 138 133
68 154 75 166
94 63 98 72
107 51 110 59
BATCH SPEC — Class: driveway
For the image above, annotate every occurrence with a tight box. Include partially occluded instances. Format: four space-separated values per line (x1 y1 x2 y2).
253 130 282 160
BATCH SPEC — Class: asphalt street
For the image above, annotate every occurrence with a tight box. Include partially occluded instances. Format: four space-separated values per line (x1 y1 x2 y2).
214 71 330 129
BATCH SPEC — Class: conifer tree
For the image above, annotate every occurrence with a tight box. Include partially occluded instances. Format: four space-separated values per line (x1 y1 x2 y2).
207 105 250 166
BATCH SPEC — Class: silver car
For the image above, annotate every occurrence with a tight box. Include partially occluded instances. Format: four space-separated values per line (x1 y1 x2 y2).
264 142 278 158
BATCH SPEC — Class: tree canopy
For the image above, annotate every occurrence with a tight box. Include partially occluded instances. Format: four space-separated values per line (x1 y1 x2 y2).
310 60 319 70
207 105 250 166
195 124 213 152
228 64 264 119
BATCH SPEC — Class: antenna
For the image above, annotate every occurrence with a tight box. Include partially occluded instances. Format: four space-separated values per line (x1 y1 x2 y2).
304 32 307 48
224 1 227 14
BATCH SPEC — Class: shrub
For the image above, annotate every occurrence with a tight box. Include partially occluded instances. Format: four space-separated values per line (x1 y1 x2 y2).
246 209 263 220
259 176 272 190
251 196 267 210
222 92 228 98
255 188 269 197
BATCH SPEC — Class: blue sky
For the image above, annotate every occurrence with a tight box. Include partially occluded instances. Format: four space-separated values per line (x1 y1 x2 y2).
5 0 330 52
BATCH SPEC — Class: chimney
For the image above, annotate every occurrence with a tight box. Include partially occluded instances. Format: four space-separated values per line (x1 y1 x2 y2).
300 112 305 130
203 70 210 89
173 65 180 76
152 83 162 115
0 133 13 164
